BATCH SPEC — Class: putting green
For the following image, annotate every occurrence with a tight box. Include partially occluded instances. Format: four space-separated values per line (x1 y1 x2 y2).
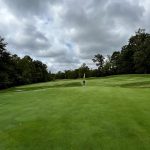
0 75 150 150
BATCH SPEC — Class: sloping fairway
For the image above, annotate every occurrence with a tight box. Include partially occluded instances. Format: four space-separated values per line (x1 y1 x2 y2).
0 75 150 150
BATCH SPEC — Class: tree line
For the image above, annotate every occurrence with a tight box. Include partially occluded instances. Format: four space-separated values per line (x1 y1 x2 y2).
0 37 49 89
1 29 150 89
54 29 150 79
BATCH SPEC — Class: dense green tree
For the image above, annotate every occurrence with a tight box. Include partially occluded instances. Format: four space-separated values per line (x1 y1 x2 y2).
110 51 121 73
110 29 150 74
33 60 49 82
55 71 65 79
119 45 135 73
102 55 112 75
0 37 49 89
92 54 104 70
132 29 150 73
0 37 12 88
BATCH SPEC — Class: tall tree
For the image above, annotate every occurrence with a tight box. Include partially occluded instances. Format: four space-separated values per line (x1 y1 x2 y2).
0 36 50 89
133 29 150 73
92 54 104 70
0 37 12 88
102 55 112 75
110 51 121 73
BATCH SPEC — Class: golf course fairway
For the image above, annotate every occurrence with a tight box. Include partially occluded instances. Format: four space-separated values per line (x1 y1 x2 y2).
0 74 150 150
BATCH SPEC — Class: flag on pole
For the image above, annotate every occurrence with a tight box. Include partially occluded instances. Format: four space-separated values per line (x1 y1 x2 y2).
83 73 85 79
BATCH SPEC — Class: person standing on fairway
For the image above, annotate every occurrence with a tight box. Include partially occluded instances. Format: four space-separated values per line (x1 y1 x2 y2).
83 73 86 86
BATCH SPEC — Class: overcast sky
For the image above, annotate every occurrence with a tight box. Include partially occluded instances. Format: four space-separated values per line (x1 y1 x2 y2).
0 0 149 72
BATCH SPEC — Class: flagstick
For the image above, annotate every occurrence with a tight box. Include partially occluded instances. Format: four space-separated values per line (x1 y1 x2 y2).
83 73 86 86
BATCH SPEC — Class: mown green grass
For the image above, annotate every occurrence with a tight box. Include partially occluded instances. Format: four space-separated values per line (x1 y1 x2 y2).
0 74 150 150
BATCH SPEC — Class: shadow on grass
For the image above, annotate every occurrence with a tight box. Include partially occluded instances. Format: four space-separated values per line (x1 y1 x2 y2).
0 82 82 93
120 81 150 88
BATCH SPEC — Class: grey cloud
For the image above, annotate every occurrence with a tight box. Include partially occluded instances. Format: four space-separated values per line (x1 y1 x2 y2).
36 47 67 58
9 23 51 51
4 0 62 17
0 0 148 72
62 0 145 60
107 0 145 24
54 55 80 64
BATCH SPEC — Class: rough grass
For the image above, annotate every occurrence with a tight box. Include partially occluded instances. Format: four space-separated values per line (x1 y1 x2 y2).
0 74 150 150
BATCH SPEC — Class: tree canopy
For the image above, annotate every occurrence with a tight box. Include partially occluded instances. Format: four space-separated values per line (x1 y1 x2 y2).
0 37 49 89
